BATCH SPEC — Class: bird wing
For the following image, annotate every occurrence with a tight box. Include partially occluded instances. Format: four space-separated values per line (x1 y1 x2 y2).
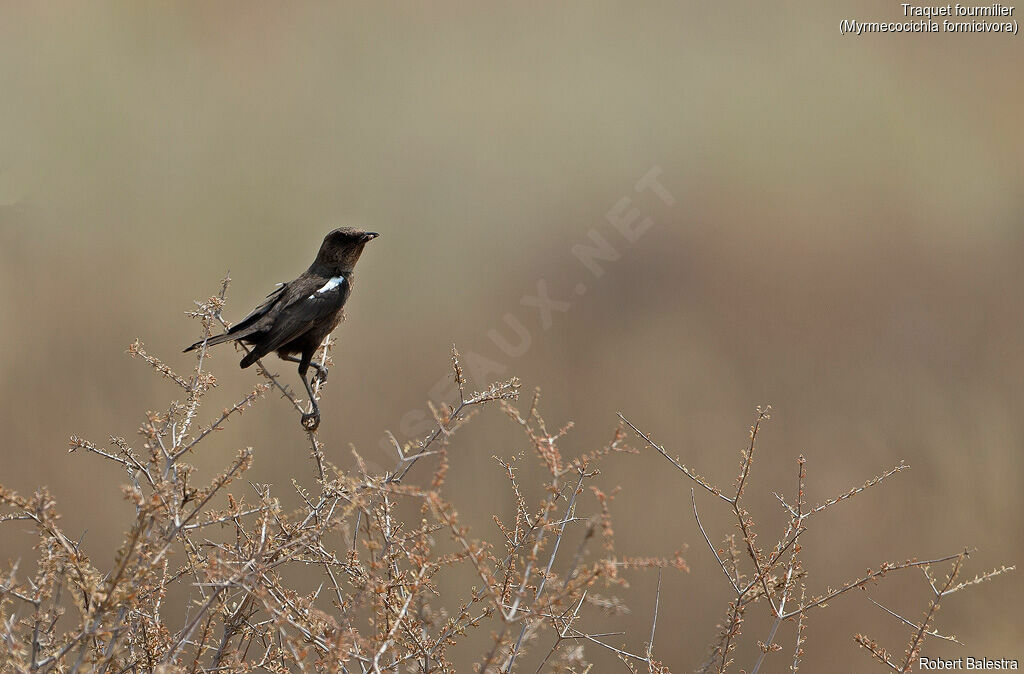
184 282 290 352
229 282 288 333
241 274 349 362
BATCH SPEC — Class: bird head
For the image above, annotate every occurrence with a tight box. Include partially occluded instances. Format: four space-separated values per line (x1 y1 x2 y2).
312 227 380 272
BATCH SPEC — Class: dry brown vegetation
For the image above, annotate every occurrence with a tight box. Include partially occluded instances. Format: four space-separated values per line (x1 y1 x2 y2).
0 282 1012 674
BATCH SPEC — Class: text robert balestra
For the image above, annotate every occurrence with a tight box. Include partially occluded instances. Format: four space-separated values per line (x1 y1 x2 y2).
919 656 1019 670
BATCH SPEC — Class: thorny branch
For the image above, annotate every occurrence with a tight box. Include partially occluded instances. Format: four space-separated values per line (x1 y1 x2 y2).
0 282 1011 674
619 411 1013 674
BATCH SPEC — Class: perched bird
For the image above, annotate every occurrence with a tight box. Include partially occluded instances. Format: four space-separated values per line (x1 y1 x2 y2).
184 227 379 430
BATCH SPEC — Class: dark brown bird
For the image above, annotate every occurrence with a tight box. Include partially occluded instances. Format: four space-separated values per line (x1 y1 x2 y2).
184 227 379 430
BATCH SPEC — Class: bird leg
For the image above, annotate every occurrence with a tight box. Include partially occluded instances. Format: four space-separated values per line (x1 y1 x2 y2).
281 354 329 386
296 356 321 431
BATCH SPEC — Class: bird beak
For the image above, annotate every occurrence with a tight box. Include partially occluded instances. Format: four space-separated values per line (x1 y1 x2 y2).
361 232 380 242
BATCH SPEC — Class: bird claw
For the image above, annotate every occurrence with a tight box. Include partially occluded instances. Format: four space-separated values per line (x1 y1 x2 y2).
301 412 321 432
313 368 329 386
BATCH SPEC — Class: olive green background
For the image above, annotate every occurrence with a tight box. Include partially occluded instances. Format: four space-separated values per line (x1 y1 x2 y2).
1 2 1021 669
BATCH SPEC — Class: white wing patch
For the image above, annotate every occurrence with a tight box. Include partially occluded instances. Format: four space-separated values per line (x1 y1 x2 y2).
309 275 345 299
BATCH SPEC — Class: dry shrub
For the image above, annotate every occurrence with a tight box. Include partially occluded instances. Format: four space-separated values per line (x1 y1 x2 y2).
0 280 1012 673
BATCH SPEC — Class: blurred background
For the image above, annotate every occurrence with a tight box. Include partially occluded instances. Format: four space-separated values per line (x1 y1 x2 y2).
1 1 1021 669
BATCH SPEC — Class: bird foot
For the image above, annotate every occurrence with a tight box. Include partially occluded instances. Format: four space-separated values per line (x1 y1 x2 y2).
301 411 321 432
313 368 329 386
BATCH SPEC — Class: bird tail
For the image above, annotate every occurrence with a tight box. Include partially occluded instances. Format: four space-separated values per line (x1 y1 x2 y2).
183 325 260 353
